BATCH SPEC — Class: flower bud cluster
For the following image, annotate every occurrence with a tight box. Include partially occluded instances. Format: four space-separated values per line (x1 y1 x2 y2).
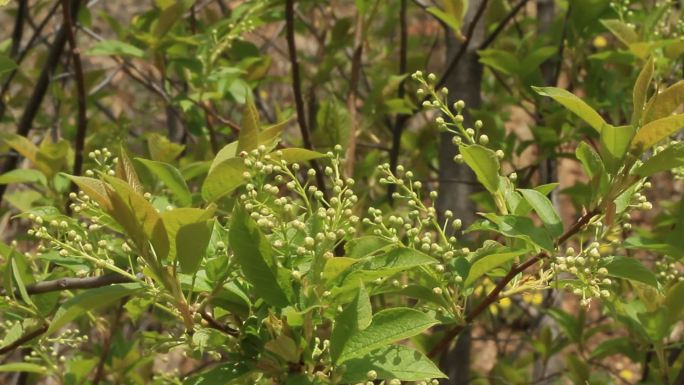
655 258 683 286
372 163 460 262
84 147 117 177
25 207 129 278
552 244 613 306
237 145 359 270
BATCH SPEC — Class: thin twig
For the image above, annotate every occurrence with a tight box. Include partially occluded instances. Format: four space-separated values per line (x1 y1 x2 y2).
388 0 409 203
284 0 326 192
478 0 530 50
199 311 239 336
0 324 48 355
0 0 81 203
61 0 88 178
434 0 490 91
552 3 572 86
92 300 125 385
344 11 365 176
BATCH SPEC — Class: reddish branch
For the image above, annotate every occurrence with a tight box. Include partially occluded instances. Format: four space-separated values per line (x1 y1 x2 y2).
428 208 599 358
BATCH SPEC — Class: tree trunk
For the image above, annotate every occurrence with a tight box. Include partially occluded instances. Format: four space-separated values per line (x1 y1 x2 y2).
437 1 486 383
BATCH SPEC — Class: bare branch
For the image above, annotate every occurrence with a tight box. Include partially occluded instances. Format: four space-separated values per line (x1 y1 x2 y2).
284 0 326 193
61 0 88 178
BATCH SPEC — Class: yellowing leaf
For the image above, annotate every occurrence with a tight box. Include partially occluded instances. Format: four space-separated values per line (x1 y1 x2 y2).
65 175 113 211
632 58 654 124
630 114 684 153
237 94 260 153
201 157 247 202
105 176 169 261
1 133 38 163
643 80 684 123
600 19 639 46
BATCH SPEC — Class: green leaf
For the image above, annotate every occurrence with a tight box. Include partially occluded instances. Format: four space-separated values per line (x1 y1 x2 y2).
600 125 635 173
518 189 563 237
590 337 637 360
1 133 38 163
643 80 684 123
161 208 214 262
35 137 69 178
464 249 527 287
153 0 194 38
177 220 213 274
148 133 185 163
343 247 438 283
600 19 639 45
86 40 145 58
336 308 437 363
604 256 658 287
0 169 47 186
0 54 17 75
459 144 500 193
340 345 447 382
520 46 557 77
533 86 608 132
322 257 358 282
634 142 684 176
345 236 393 258
135 158 192 206
272 148 326 163
229 206 290 307
576 142 603 179
478 49 519 75
478 214 554 251
330 285 372 363
11 257 34 307
209 142 239 174
632 58 654 124
201 157 247 202
546 308 582 343
237 94 260 153
664 281 684 324
183 362 249 385
48 283 142 334
575 141 608 196
0 362 47 374
630 114 684 154
426 7 464 38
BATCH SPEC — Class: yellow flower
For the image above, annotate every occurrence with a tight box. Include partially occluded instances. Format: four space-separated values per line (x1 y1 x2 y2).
619 369 633 381
523 292 544 305
593 36 608 49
